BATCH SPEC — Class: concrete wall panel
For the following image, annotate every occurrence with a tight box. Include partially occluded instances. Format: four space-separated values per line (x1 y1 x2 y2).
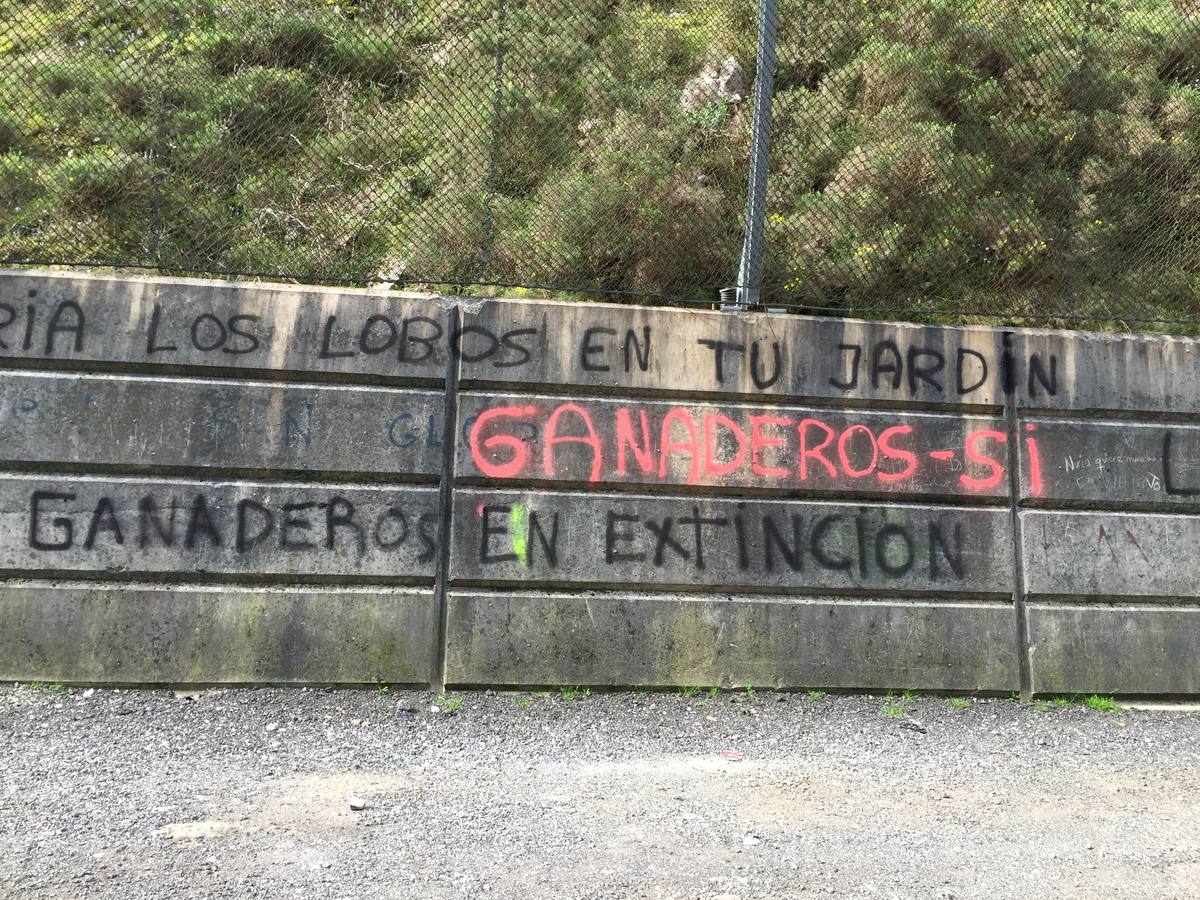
1029 603 1200 695
1022 510 1200 598
1020 418 1200 507
0 474 439 580
0 269 452 380
444 591 1019 691
0 371 444 476
451 491 1013 594
0 582 435 684
459 296 1200 414
458 298 1010 406
457 393 1008 498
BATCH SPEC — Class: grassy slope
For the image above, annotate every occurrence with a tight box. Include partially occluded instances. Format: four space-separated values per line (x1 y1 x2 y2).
1 0 1198 320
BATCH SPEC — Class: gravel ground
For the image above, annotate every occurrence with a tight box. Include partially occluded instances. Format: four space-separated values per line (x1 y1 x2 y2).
2 684 1199 900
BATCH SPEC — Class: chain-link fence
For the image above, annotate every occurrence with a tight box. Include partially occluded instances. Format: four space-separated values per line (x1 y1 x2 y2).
2 1 1199 325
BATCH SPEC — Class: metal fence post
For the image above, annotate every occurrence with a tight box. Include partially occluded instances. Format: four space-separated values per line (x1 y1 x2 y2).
733 0 779 310
479 0 508 282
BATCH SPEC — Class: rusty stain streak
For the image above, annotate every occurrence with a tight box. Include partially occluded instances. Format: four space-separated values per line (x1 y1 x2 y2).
1125 529 1151 565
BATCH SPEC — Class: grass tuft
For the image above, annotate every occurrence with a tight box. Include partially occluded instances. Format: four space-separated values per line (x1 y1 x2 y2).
1083 694 1120 713
881 692 905 718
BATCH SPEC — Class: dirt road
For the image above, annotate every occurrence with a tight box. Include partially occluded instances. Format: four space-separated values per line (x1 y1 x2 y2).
3 685 1198 899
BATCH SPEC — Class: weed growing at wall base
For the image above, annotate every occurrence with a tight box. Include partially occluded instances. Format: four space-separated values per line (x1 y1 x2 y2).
881 693 905 718
1083 695 1120 713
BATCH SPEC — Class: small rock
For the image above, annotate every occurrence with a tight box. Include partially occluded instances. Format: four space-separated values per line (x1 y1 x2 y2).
742 835 761 847
680 57 748 111
348 797 367 811
900 720 928 734
81 688 95 699
265 722 279 732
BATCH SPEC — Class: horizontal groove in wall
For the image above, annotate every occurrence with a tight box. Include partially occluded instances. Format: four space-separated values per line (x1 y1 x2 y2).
446 578 1011 603
1018 406 1200 424
0 459 442 488
447 588 1014 610
456 379 1004 415
0 576 434 595
452 475 1009 505
1017 498 1200 515
1019 506 1200 522
0 367 446 396
0 569 436 589
0 468 442 492
0 355 447 390
1025 596 1200 610
452 484 1004 513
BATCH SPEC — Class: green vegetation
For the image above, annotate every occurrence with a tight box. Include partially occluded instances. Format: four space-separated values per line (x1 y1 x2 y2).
375 684 391 695
807 690 827 700
881 692 905 718
697 686 721 706
3 0 1199 320
1052 696 1073 708
436 692 463 713
1083 694 1120 713
515 696 533 709
680 685 702 698
559 686 590 701
948 697 972 710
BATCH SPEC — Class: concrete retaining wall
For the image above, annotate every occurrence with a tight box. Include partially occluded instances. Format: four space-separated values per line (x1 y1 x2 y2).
2 269 1199 693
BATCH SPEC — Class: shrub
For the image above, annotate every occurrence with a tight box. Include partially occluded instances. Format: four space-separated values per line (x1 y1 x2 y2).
0 113 22 151
215 68 321 149
207 17 334 73
38 63 77 97
0 152 38 207
327 31 408 87
46 150 153 215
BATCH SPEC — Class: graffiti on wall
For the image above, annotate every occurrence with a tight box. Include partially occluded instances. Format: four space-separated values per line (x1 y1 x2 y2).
3 273 1199 598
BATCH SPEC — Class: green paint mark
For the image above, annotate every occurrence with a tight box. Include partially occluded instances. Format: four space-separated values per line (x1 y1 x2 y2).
510 503 528 565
